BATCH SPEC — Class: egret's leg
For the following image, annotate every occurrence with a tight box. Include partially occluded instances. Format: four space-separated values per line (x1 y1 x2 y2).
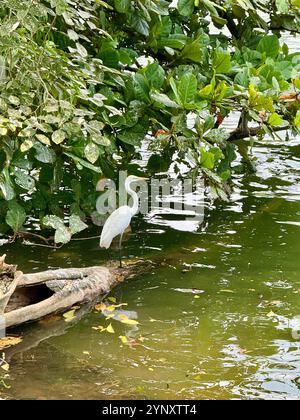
118 233 124 268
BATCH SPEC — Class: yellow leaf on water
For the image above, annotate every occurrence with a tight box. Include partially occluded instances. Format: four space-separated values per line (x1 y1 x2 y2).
1 363 9 372
63 309 76 322
119 335 128 344
108 297 117 303
83 351 90 355
106 323 115 333
106 305 116 312
119 314 139 325
148 367 154 372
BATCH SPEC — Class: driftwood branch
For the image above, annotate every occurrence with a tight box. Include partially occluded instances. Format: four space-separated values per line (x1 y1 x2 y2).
0 254 154 329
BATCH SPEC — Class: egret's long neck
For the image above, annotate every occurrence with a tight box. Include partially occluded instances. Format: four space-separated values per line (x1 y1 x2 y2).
126 181 139 215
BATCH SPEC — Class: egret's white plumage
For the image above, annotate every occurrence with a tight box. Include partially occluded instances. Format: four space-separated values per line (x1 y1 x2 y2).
100 206 133 249
100 176 146 254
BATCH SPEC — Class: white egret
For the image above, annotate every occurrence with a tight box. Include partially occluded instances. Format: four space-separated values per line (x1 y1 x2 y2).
100 175 147 267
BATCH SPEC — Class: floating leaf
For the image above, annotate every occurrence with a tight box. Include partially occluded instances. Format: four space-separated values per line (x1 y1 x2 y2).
63 309 76 322
119 314 139 325
119 335 128 344
1 362 9 372
106 323 115 333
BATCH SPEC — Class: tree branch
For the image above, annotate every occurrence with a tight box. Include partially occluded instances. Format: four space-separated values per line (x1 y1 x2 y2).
228 125 291 141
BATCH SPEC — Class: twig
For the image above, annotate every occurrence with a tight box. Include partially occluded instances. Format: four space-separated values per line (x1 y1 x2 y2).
18 231 50 245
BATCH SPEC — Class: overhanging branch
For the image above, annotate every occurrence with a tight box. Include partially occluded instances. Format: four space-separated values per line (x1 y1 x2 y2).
228 125 291 141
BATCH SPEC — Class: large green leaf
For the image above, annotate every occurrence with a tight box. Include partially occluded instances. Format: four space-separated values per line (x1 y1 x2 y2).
0 168 15 200
6 200 26 233
144 63 165 89
133 73 150 102
257 35 280 58
43 215 72 244
213 49 231 74
177 0 194 16
118 122 149 145
150 92 179 108
178 73 197 105
64 153 102 173
69 214 88 235
14 169 35 191
276 0 289 13
114 0 131 13
34 143 56 164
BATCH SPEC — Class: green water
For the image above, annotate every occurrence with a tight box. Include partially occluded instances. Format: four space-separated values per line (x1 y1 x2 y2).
1 139 300 400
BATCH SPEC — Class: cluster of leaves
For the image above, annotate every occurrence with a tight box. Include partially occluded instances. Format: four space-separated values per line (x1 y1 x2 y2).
0 0 299 242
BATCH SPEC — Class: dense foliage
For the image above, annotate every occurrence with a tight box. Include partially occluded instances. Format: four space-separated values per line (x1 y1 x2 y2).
0 0 299 243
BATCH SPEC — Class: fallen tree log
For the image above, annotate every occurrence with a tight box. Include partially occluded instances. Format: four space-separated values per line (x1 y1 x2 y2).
0 255 149 329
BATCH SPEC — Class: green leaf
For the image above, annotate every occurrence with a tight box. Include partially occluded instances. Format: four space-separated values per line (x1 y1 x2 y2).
200 148 215 170
268 112 284 126
34 143 55 164
14 169 35 191
43 215 71 244
131 12 149 36
85 143 100 164
178 73 197 105
36 134 51 146
118 122 149 145
181 39 203 63
52 130 66 145
276 0 289 13
275 61 293 80
69 214 88 235
150 92 179 108
6 200 26 232
64 153 102 173
133 73 150 102
0 169 15 201
177 0 194 16
114 0 131 13
257 35 280 58
213 49 231 74
144 63 165 89
295 111 300 128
